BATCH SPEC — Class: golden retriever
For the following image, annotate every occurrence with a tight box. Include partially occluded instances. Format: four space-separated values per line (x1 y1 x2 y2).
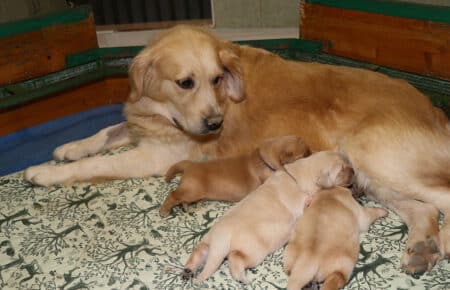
284 187 387 290
183 151 354 284
160 135 310 217
24 25 450 274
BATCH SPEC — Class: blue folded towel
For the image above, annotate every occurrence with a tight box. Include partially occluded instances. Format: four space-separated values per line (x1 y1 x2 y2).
0 104 124 176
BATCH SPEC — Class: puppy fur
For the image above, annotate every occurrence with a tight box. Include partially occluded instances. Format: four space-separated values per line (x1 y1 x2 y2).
284 187 387 290
183 151 353 284
160 135 310 217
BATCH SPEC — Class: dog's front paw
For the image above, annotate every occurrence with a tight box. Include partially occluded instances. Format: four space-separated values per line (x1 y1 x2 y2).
53 141 96 161
401 236 440 277
24 164 70 186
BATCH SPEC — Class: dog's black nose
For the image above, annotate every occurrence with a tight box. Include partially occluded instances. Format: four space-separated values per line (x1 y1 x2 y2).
204 115 223 131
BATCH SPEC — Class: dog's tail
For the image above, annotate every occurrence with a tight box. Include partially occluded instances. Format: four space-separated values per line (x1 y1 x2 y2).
165 160 191 182
286 254 317 290
195 233 230 284
321 271 347 290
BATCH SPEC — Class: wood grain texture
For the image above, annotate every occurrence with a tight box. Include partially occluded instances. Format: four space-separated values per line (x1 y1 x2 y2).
300 3 450 80
0 77 128 136
0 15 98 86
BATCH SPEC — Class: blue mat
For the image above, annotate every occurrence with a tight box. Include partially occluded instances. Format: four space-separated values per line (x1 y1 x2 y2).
0 104 124 176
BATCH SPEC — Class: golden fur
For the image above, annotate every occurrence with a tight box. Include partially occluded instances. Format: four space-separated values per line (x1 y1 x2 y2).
183 151 354 284
284 187 387 290
24 25 450 272
159 135 310 217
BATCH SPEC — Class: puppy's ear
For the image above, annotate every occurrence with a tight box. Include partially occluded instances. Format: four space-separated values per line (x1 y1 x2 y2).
335 163 354 187
279 139 311 165
128 49 158 102
317 162 354 188
219 48 244 102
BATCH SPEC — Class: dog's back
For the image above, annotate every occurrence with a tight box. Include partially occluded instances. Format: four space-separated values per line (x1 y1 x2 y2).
285 187 386 290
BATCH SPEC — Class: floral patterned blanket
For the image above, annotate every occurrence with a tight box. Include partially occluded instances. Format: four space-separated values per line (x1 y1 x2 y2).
0 156 449 290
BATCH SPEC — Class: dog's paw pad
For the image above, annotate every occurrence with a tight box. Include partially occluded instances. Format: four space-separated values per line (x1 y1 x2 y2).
182 268 194 281
303 281 321 290
403 238 440 276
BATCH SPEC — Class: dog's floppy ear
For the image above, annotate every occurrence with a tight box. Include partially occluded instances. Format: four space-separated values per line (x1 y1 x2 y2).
128 48 158 102
317 162 354 188
219 48 244 102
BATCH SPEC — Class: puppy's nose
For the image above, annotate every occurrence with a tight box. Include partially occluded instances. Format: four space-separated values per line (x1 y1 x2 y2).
204 115 223 131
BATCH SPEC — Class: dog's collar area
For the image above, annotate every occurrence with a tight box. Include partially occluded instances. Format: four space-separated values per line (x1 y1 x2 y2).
261 158 276 172
172 117 182 130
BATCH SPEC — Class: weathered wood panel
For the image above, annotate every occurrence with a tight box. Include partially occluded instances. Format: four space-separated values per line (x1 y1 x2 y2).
300 2 450 80
0 77 128 136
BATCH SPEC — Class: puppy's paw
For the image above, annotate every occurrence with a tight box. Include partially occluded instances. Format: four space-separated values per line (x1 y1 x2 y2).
401 236 440 277
159 207 171 218
182 268 194 281
24 164 70 186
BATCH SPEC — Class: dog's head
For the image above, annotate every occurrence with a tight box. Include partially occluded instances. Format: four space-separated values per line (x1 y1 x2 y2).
286 151 354 193
128 25 244 135
258 135 311 171
316 152 354 189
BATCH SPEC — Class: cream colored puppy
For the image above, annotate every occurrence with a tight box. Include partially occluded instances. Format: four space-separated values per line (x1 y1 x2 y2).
284 187 387 290
182 151 354 284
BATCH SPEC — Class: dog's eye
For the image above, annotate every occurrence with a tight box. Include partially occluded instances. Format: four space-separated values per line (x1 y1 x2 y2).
176 78 195 89
212 75 223 86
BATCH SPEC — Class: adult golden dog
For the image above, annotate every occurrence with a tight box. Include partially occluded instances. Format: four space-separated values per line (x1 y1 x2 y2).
24 25 450 274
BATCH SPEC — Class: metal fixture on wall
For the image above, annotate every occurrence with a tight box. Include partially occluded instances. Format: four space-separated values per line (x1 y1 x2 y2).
88 0 212 25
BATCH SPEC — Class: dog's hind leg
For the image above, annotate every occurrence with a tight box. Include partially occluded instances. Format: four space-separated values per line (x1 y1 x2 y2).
228 250 250 284
183 242 209 281
413 185 450 259
53 122 130 161
387 199 440 276
286 254 316 290
283 243 299 275
320 271 347 290
195 236 229 284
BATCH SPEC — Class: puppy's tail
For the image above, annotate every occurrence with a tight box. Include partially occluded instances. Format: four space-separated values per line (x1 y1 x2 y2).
165 160 191 182
195 234 230 284
321 271 347 290
286 254 317 290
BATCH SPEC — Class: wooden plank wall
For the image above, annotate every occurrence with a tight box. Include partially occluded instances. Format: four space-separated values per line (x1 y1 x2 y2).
300 2 450 80
0 12 98 86
0 77 129 136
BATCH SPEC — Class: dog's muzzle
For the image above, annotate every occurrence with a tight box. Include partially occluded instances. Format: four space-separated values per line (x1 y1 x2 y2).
203 115 223 132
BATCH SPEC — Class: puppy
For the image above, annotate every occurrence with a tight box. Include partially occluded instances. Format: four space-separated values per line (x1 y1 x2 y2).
284 187 387 290
160 135 310 217
182 151 354 284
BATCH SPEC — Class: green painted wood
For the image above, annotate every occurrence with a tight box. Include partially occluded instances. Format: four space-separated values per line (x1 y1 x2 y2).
65 47 144 68
1 38 449 117
0 6 91 38
305 0 450 24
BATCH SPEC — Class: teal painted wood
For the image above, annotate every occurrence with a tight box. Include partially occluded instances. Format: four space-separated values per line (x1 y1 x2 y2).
1 39 449 117
305 0 450 24
0 6 91 38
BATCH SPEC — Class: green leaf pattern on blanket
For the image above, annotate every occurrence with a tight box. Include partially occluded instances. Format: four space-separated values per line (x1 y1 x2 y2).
0 165 449 289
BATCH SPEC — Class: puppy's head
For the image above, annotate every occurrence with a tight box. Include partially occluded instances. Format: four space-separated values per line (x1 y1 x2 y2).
258 135 311 171
316 154 354 188
128 25 244 135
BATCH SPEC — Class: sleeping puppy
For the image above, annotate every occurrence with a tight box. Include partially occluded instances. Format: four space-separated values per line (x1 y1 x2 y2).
182 151 353 284
284 187 387 290
159 135 310 217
